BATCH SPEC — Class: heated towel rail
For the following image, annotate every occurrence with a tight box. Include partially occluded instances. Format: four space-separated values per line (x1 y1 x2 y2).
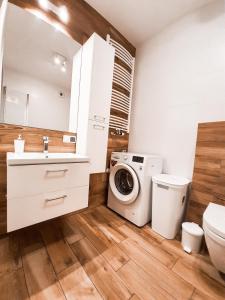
106 35 135 134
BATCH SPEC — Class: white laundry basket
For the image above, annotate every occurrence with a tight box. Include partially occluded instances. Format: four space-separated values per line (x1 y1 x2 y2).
152 174 190 239
182 222 204 253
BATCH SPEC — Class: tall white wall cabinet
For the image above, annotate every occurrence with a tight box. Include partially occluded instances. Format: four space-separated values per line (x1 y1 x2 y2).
75 33 115 174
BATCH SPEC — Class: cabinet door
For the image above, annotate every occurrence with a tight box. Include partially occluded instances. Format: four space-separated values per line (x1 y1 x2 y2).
87 120 109 173
7 162 90 199
89 35 114 123
7 186 89 232
76 33 115 174
80 33 115 124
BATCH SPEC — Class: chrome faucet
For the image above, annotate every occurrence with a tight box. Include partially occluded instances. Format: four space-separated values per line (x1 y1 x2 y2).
43 136 49 154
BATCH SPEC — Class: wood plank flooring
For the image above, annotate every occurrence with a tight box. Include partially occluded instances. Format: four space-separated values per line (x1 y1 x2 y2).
0 205 224 300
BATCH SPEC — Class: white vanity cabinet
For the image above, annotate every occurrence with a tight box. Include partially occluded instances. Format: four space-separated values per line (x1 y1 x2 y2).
7 161 90 232
76 33 115 174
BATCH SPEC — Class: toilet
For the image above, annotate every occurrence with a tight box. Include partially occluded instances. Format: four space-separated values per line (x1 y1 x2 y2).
203 203 225 274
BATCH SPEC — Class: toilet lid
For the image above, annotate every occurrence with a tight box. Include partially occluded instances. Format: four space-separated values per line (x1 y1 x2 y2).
203 203 225 239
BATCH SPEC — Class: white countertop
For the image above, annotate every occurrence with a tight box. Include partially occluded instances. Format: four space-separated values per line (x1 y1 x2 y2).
7 152 89 166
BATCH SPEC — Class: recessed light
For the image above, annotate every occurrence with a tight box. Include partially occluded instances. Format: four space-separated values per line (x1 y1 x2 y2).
38 0 49 10
53 53 67 72
61 61 67 72
61 65 66 73
37 1 69 24
53 55 61 65
58 6 69 23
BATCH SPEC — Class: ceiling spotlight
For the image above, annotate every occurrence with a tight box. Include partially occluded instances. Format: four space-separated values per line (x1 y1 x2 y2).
58 6 69 23
61 60 67 72
38 1 69 24
53 53 66 65
38 0 49 10
53 54 61 65
61 65 66 73
53 53 67 72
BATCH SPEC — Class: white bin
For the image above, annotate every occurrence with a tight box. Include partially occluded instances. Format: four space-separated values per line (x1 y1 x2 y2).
152 174 190 239
182 222 204 253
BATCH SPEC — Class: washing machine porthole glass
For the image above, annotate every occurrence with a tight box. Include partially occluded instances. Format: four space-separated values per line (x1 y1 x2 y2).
114 169 134 195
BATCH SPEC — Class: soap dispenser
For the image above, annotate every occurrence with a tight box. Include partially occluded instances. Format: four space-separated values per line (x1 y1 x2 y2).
14 134 25 153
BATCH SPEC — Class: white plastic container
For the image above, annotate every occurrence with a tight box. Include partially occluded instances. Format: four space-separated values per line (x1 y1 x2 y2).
182 222 204 253
152 174 190 239
14 134 25 153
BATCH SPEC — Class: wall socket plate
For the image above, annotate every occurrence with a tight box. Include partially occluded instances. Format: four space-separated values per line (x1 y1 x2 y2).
63 135 76 143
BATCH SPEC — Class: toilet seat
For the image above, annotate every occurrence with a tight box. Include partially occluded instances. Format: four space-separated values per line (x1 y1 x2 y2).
203 203 225 239
204 225 225 246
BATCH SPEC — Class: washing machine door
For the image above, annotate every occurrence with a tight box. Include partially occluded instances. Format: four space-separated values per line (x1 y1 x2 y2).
110 163 139 204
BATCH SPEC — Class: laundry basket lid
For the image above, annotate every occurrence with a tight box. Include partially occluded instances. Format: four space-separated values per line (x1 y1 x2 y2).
182 222 204 236
152 174 190 188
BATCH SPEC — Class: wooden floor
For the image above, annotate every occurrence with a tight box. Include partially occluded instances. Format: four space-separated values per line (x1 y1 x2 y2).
0 205 224 300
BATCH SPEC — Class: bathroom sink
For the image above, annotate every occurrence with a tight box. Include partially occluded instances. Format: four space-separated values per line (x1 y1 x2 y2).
7 152 89 165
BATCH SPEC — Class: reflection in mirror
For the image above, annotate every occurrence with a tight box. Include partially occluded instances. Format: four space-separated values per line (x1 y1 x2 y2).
1 3 81 132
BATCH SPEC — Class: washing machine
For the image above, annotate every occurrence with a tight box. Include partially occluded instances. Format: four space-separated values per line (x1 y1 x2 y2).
107 152 162 226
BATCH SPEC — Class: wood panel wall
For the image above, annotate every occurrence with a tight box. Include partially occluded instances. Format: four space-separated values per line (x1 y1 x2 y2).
0 0 135 234
10 0 135 56
187 121 225 224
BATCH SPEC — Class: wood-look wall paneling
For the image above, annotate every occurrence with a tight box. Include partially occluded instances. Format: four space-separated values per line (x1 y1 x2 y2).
187 121 225 224
0 0 135 234
9 0 135 56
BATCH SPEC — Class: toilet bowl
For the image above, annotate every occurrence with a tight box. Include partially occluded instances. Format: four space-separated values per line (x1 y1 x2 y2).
203 203 225 274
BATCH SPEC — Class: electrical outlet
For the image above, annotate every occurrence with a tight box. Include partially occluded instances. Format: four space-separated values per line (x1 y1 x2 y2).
63 135 76 143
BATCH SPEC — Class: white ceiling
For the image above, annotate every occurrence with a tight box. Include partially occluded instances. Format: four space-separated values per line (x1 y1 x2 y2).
86 0 214 46
4 3 81 89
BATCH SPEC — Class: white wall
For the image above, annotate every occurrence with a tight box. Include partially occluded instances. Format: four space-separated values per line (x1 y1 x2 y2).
3 68 70 131
129 0 225 179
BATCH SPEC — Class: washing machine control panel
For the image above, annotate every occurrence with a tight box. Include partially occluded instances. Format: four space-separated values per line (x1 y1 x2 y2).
132 156 144 163
111 160 118 166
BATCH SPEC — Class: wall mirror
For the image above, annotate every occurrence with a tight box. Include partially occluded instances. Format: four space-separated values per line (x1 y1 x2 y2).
0 3 81 132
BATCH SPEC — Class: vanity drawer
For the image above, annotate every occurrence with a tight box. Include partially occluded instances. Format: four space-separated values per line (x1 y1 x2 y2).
7 186 89 232
7 162 90 199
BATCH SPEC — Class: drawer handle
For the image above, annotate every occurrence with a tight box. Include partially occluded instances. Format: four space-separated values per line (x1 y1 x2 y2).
45 195 67 202
94 115 105 122
157 184 169 190
93 124 105 130
46 169 68 173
